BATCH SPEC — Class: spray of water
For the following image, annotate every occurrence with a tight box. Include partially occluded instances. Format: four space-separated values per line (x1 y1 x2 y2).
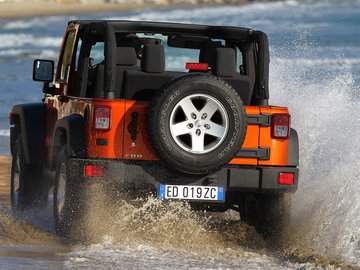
0 209 56 244
270 32 360 266
73 181 266 255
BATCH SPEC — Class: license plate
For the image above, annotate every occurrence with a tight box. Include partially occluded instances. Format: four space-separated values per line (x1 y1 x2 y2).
159 185 224 201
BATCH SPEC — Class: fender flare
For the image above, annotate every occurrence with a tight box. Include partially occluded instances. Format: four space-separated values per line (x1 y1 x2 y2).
51 114 86 169
10 103 46 166
287 128 299 167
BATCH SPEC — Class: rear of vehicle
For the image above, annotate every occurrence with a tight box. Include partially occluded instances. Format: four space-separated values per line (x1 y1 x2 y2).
62 22 298 236
68 22 299 201
11 21 299 238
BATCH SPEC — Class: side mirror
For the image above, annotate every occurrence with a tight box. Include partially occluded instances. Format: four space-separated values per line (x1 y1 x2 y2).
33 59 54 82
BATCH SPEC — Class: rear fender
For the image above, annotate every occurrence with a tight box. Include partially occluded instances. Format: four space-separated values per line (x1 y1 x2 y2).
10 103 46 166
51 114 86 169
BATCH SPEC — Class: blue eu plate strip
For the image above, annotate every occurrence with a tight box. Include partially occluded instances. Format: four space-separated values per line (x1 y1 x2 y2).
159 184 166 199
218 187 224 201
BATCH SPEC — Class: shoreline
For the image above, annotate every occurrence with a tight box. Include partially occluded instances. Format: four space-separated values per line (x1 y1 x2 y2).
0 1 249 20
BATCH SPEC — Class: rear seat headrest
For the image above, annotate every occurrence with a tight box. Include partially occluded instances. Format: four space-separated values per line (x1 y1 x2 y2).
141 44 165 73
117 47 137 66
213 48 236 77
199 41 223 68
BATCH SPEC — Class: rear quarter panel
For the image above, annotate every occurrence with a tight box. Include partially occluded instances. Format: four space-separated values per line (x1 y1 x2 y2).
258 106 289 166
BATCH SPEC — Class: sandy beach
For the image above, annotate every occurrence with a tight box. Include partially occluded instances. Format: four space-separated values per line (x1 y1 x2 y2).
0 0 250 20
0 2 150 19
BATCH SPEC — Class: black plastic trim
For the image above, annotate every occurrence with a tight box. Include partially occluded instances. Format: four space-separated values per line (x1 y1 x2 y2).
96 138 108 146
261 167 298 193
10 103 47 166
236 147 270 160
52 114 86 165
67 158 298 202
287 128 299 166
246 114 270 126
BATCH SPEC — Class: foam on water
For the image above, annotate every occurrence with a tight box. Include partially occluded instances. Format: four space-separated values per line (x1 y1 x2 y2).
0 34 62 49
1 17 66 31
0 130 9 137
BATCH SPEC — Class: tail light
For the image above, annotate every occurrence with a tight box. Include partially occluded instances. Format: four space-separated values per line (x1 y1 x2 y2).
85 165 104 177
271 114 290 139
94 106 111 130
278 172 294 185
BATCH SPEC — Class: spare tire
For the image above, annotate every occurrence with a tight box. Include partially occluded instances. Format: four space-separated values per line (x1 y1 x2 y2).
148 73 247 174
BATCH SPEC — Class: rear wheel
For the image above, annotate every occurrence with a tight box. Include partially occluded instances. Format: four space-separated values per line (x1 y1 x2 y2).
10 136 45 210
53 146 82 238
53 146 67 234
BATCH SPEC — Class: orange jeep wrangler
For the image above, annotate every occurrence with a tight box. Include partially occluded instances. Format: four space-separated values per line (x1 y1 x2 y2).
9 20 299 237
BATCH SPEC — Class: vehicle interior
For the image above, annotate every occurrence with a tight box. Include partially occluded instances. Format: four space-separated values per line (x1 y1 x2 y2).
74 23 260 105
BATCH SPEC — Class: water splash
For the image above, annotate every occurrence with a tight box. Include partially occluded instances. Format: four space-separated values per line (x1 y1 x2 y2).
0 209 56 244
61 182 305 270
71 181 265 253
270 31 360 266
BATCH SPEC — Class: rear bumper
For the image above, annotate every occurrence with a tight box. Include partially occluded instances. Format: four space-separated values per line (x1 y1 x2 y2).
67 158 298 202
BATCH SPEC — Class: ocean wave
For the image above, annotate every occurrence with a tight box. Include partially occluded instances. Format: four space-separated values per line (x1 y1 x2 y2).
2 16 65 31
0 129 10 137
105 2 333 35
107 4 278 23
0 48 58 59
0 34 62 49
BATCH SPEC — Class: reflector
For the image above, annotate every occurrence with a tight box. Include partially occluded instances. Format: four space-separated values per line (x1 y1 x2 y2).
278 172 294 185
85 165 104 177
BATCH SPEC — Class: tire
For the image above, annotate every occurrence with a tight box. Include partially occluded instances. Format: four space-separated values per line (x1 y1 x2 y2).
10 136 44 210
53 146 81 237
148 74 247 174
240 194 291 239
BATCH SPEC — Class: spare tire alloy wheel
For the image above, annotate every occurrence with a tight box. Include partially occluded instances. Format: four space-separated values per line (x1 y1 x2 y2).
148 74 247 174
170 93 229 154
